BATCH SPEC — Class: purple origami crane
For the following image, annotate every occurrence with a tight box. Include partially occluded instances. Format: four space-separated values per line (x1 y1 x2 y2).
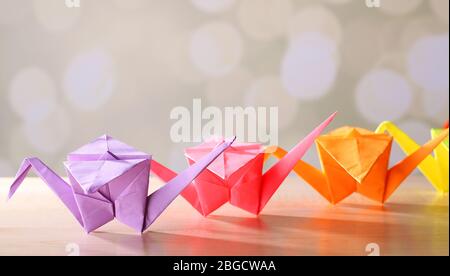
8 135 236 233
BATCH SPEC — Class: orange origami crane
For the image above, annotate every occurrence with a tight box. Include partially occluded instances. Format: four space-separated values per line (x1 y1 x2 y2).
265 126 449 204
151 113 337 216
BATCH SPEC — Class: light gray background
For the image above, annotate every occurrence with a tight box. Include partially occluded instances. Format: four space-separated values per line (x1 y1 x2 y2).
0 0 448 175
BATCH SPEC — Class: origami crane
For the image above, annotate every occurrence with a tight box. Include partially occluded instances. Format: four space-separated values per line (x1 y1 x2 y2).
375 121 449 193
151 113 337 216
7 135 236 233
265 126 449 204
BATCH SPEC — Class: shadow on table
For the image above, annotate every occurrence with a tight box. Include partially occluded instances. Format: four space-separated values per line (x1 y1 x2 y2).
90 230 297 256
209 213 404 235
340 202 449 217
209 209 448 251
88 200 449 256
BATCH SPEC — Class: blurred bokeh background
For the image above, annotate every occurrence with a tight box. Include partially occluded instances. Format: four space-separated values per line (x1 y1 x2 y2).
0 0 448 175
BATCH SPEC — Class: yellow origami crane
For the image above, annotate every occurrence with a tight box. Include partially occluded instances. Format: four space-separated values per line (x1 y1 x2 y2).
375 121 449 193
265 126 449 204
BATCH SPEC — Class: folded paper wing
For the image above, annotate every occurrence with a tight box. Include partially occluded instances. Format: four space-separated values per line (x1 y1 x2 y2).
8 158 84 226
376 121 449 193
152 113 337 216
8 135 236 233
265 127 449 204
144 136 236 228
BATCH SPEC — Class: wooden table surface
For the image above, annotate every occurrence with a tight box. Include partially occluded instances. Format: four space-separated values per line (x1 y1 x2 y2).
0 176 448 256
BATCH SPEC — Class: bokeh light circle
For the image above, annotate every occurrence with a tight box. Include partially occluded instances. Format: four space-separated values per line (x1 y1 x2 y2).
407 34 449 93
64 49 115 111
281 32 339 100
8 67 58 123
356 69 413 123
190 21 243 77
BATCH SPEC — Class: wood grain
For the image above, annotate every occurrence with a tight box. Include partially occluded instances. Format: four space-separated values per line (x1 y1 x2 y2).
0 176 448 256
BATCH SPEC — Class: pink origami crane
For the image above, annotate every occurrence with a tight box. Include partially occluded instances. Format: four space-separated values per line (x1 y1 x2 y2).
8 135 236 233
151 113 337 216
